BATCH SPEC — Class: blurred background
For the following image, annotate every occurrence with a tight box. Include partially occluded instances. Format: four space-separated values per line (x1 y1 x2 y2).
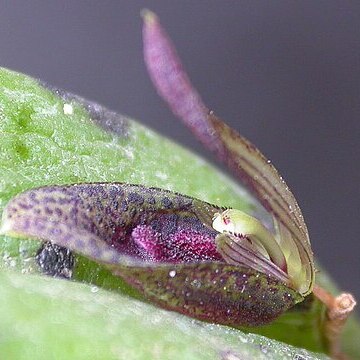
1 1 359 300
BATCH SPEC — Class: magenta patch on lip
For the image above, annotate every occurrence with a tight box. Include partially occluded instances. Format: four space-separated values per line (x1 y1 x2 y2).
131 225 164 261
131 225 222 263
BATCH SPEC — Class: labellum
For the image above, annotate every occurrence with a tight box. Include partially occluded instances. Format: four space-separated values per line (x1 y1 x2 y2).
0 9 356 359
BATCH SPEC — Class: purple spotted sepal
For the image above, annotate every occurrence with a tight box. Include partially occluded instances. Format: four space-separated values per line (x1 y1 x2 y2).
0 183 302 326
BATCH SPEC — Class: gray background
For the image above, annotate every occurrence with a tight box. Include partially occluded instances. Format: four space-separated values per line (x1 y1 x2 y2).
1 1 359 300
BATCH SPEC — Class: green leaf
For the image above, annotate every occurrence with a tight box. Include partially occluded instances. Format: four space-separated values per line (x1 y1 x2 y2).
0 269 328 360
0 67 358 359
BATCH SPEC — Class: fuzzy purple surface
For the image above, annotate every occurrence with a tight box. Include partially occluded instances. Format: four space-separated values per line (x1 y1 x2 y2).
4 183 222 265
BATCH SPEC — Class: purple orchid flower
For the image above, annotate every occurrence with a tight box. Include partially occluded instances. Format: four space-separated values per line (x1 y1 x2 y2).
0 10 355 359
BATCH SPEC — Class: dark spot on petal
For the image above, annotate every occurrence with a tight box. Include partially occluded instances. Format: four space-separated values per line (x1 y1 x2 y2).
54 207 63 217
109 184 123 198
42 187 57 194
127 192 144 205
29 192 39 204
120 200 128 212
34 218 46 231
110 199 119 211
18 202 32 210
58 197 72 205
45 207 53 215
95 198 104 211
43 196 56 204
161 197 173 209
86 205 94 213
21 218 30 231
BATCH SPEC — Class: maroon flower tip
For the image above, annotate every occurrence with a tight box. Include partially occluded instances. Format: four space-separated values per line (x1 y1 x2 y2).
142 8 208 129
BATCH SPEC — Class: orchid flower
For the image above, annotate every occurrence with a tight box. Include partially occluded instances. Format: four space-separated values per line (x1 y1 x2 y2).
0 10 355 359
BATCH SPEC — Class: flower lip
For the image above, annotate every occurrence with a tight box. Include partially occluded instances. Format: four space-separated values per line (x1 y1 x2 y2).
212 209 287 272
0 183 225 267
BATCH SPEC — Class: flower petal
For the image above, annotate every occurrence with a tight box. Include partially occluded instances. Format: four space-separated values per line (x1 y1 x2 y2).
110 261 302 327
